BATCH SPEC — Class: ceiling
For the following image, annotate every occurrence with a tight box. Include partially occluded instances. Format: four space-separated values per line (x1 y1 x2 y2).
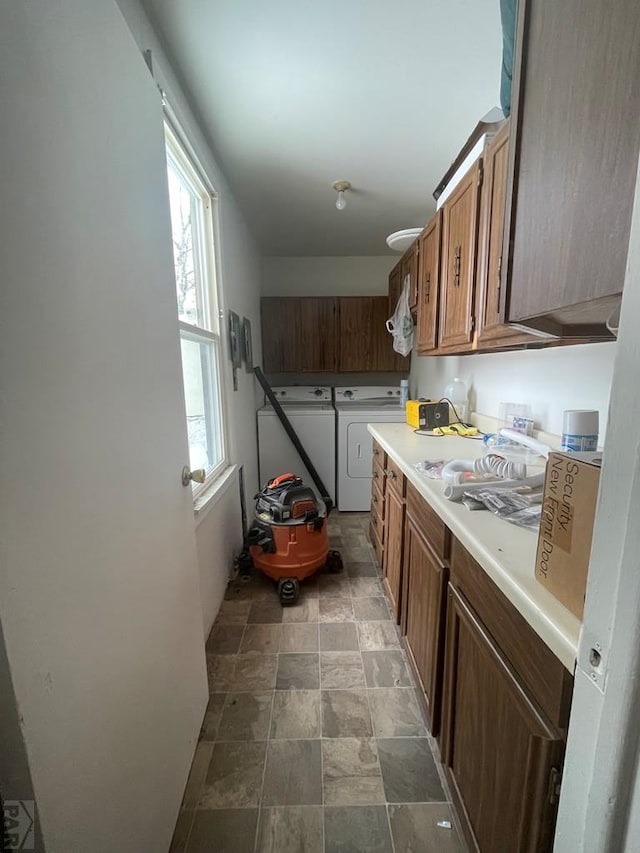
143 0 503 256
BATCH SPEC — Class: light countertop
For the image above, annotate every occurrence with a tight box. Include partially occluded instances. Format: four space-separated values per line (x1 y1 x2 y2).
367 422 580 672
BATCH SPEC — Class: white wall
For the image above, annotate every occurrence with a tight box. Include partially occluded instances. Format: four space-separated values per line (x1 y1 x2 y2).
116 0 263 634
262 255 395 296
409 341 616 442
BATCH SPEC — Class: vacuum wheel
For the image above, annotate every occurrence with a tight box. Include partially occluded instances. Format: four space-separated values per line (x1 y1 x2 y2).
278 578 300 606
237 549 253 582
326 550 343 574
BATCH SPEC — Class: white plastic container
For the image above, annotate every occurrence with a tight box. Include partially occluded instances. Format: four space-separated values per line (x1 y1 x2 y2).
561 410 599 451
399 379 409 407
444 377 469 423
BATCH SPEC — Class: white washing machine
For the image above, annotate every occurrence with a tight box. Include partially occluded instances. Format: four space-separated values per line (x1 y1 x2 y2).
335 386 407 511
257 387 336 504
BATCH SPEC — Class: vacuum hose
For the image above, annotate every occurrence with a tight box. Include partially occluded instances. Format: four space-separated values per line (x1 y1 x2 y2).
443 471 546 502
441 454 527 486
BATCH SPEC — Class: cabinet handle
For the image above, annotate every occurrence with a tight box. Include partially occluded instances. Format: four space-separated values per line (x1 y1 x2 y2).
497 254 503 301
386 469 397 480
426 272 431 303
454 246 461 287
373 448 380 456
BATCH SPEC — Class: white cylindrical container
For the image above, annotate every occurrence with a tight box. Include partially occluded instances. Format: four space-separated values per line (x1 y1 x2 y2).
399 379 409 407
561 410 599 451
444 377 469 423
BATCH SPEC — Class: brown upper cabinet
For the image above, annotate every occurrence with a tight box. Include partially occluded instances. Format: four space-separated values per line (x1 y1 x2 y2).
261 296 406 373
415 212 441 354
476 123 537 349
438 161 481 352
338 296 406 372
261 297 337 372
261 297 306 372
501 0 640 336
389 240 419 319
388 261 402 318
401 241 419 314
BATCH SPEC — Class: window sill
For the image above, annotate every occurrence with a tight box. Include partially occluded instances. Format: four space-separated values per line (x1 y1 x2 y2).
193 464 238 527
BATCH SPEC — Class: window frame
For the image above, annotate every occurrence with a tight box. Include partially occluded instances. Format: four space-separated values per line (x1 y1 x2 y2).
164 121 229 496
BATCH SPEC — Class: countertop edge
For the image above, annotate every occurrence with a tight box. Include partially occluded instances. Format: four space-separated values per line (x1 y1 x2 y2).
368 424 579 673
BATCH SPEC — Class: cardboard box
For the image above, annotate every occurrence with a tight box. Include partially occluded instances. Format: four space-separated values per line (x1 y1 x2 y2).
535 451 602 619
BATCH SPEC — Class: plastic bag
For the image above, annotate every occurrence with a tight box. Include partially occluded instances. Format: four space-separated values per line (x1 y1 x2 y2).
415 460 449 480
386 277 414 356
462 487 542 530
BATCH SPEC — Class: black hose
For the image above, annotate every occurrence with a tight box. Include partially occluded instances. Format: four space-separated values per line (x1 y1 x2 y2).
254 366 334 515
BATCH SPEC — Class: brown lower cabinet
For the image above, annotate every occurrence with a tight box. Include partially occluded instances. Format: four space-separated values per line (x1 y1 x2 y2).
372 458 573 853
442 541 573 853
402 507 447 734
442 584 565 853
369 441 387 569
382 474 405 622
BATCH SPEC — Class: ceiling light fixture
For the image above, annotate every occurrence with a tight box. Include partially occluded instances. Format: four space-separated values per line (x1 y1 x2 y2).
332 180 351 211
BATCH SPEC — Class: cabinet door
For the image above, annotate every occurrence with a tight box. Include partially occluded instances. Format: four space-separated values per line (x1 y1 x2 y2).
416 213 441 354
503 0 640 335
476 125 536 349
261 297 303 372
382 485 405 622
338 297 374 371
338 297 405 372
442 584 564 853
403 512 446 733
372 296 407 372
388 261 402 317
401 241 419 312
300 297 337 371
262 297 336 372
438 163 481 351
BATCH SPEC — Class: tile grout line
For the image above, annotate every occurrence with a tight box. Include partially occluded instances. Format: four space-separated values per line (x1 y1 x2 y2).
252 687 276 853
318 613 325 853
179 805 197 853
364 527 399 853
354 517 398 853
355 590 396 849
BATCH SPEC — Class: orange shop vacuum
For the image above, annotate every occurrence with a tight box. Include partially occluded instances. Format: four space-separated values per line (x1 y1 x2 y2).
241 368 343 605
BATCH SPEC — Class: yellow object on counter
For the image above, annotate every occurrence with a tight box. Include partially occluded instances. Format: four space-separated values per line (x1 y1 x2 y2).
405 399 424 428
432 423 478 437
406 399 452 430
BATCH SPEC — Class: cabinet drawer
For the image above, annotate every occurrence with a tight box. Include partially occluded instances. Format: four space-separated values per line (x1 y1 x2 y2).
384 457 406 498
372 440 386 472
371 477 384 520
370 498 384 544
370 520 383 567
406 482 449 562
371 462 385 493
450 539 573 730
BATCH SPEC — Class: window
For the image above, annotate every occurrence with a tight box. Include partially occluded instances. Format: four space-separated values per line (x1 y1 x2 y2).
165 124 227 489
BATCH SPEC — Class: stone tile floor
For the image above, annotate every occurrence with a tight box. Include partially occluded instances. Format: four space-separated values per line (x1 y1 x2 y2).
171 512 466 853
